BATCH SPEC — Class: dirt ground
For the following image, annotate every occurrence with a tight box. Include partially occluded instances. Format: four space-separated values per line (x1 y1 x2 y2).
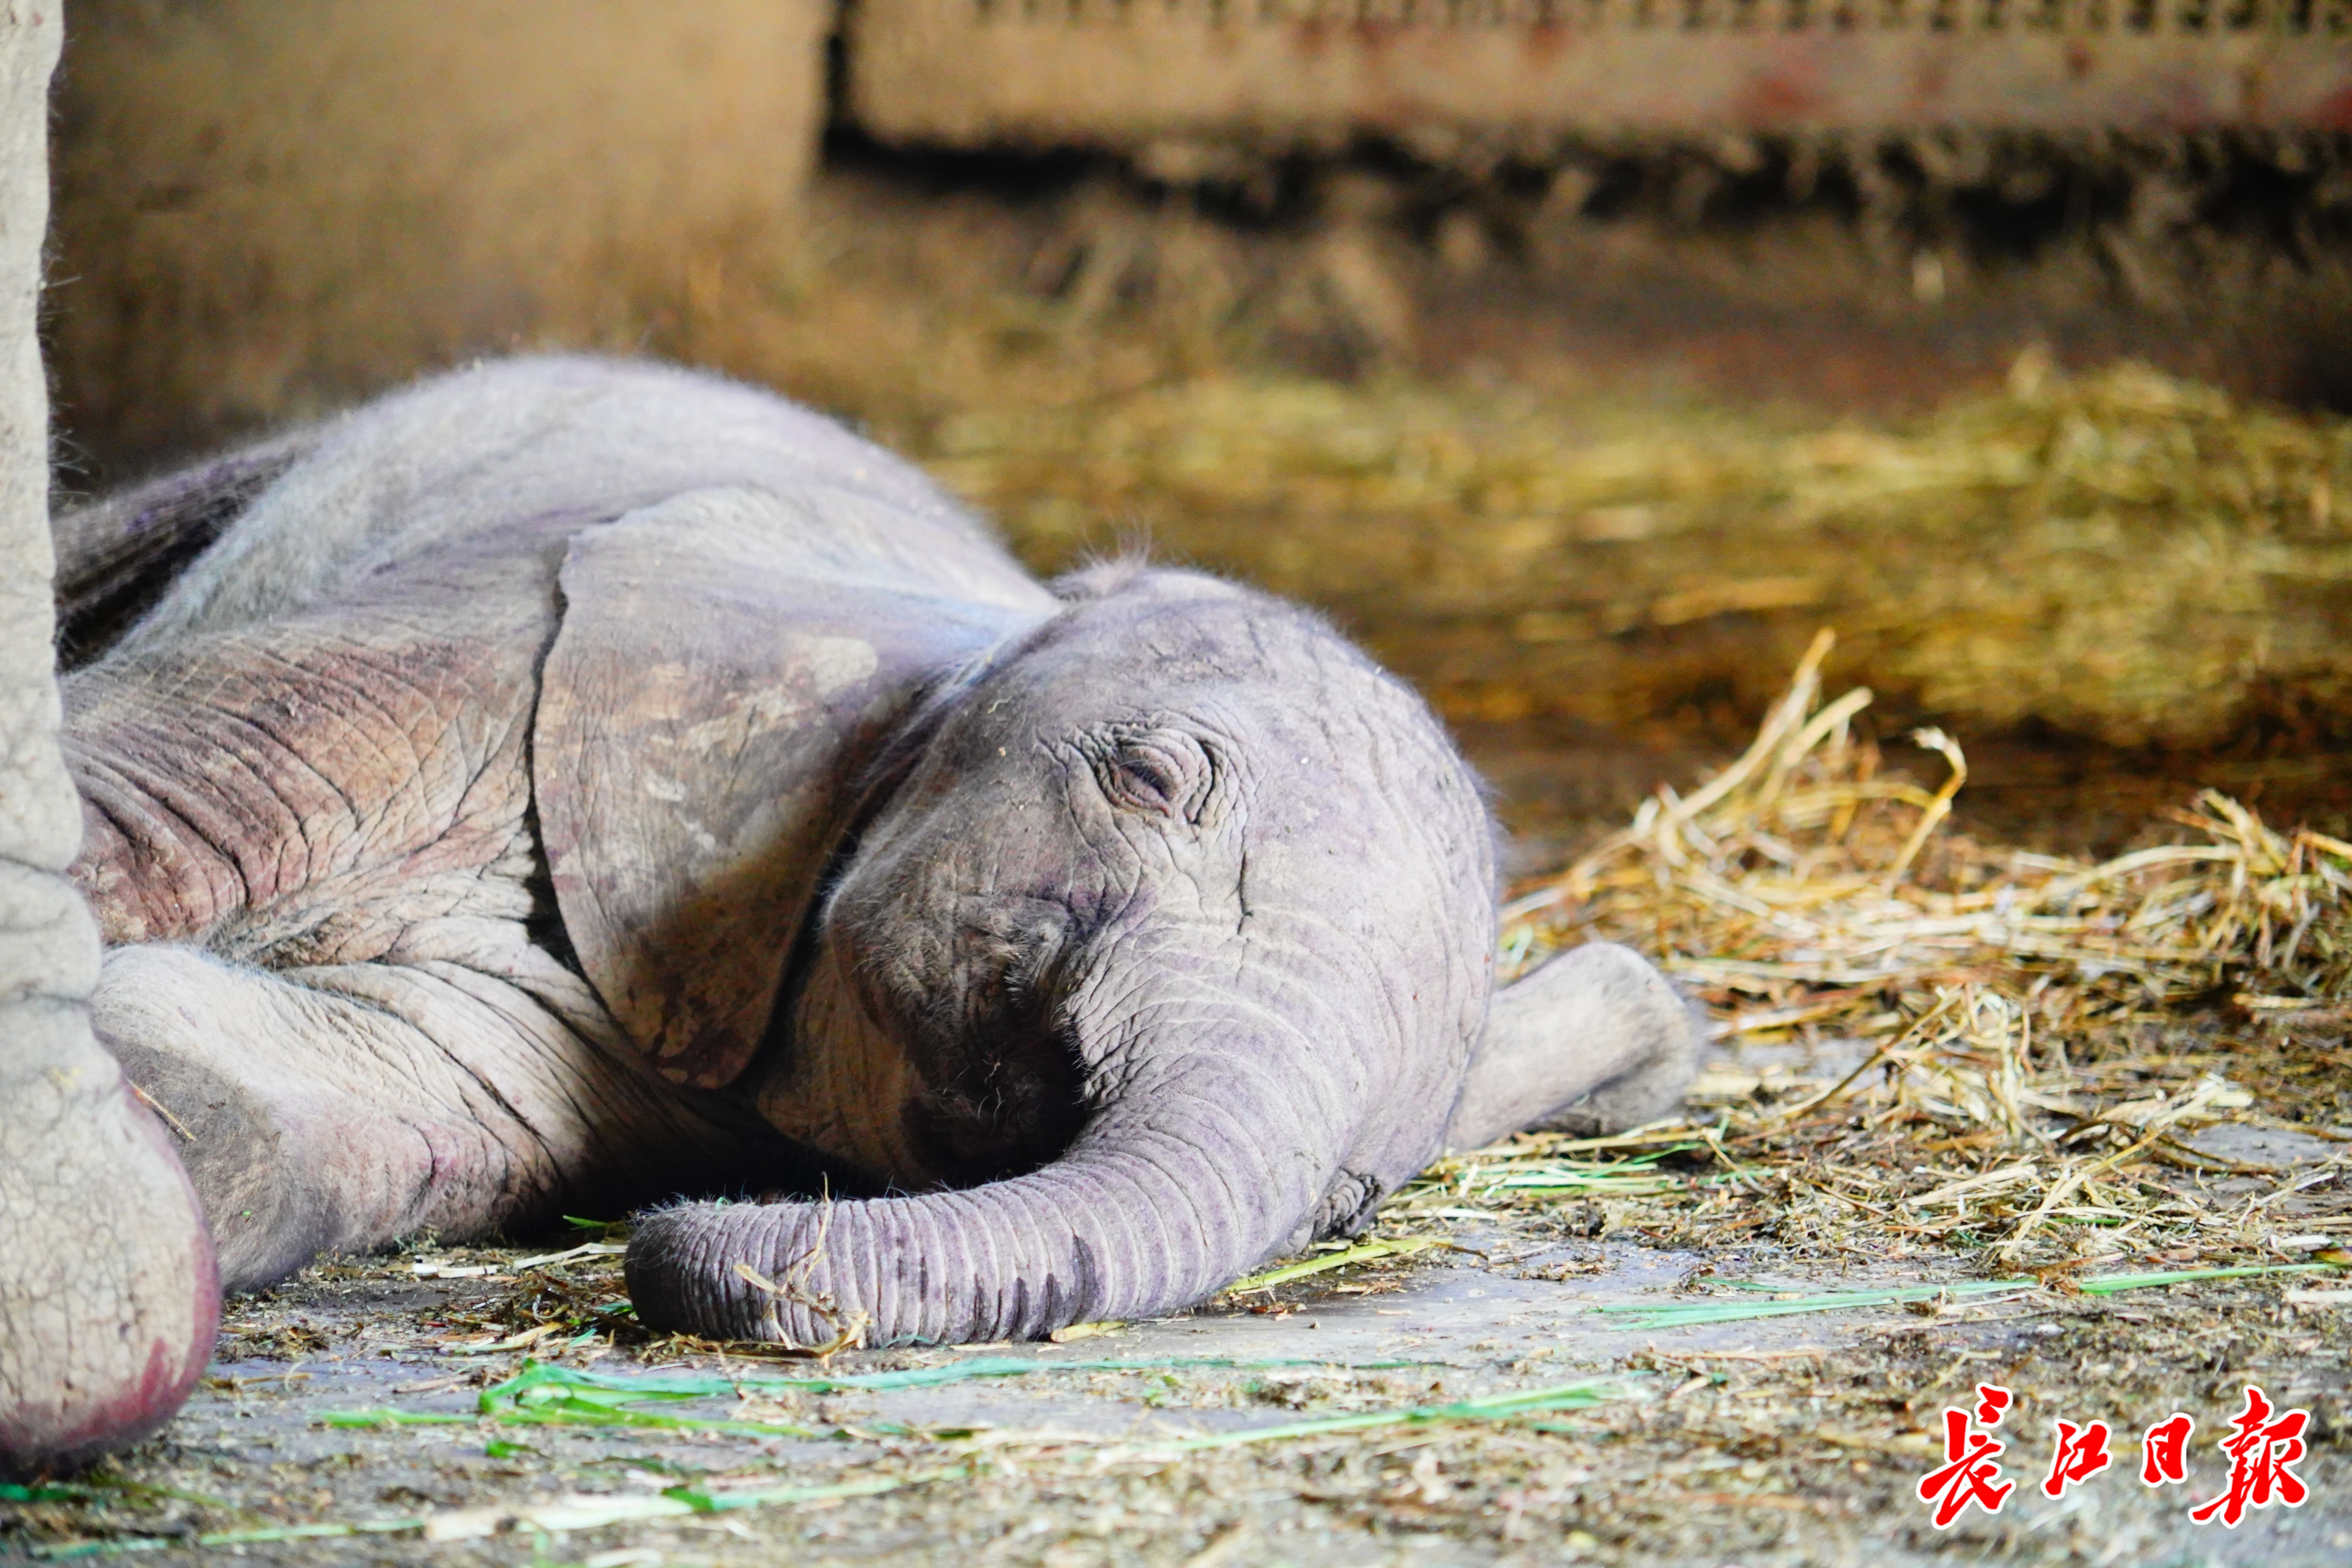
5 1077 2348 1566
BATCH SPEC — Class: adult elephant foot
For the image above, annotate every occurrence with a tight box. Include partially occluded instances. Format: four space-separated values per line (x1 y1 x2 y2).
0 999 218 1475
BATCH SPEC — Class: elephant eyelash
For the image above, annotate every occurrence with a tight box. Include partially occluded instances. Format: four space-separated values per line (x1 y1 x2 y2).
1092 728 1219 824
1111 754 1184 813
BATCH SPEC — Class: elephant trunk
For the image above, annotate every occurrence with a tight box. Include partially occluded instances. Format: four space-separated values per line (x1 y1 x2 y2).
627 1024 1346 1345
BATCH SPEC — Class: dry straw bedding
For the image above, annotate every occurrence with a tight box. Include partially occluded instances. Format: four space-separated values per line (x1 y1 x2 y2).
1404 629 2352 1285
929 355 2352 749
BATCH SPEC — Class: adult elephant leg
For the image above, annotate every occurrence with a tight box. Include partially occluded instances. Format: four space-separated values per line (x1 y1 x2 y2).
92 941 779 1291
0 936 216 1473
0 9 220 1475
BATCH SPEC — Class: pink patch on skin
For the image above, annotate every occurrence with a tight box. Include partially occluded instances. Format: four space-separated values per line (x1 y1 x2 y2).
1 1259 217 1476
4 1085 223 1476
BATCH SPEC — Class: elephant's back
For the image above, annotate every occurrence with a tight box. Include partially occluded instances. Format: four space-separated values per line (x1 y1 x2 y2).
102 356 1049 661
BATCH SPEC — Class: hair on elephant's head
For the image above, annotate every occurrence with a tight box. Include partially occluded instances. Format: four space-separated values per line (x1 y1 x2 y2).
626 563 1670 1346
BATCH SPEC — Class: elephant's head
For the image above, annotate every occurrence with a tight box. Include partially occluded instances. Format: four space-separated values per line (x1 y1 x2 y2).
626 565 1691 1345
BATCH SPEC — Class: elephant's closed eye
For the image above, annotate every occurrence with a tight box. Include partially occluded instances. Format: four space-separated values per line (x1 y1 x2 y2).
1096 729 1215 822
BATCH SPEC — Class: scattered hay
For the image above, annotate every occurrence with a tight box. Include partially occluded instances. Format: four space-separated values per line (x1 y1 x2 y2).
1402 630 2352 1281
925 354 2352 751
11 1468 957 1557
1588 1263 2342 1331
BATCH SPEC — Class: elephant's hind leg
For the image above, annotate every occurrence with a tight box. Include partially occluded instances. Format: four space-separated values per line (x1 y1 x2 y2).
91 939 738 1292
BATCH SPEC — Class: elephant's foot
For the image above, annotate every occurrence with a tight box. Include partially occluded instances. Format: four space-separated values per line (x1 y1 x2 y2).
1 1001 218 1476
1445 942 1705 1152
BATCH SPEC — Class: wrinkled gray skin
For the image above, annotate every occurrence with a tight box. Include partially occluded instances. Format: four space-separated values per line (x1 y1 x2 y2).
0 8 218 1479
27 357 1696 1430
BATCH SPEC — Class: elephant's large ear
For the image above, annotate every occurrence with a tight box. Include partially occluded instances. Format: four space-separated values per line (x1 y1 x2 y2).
533 485 1050 1090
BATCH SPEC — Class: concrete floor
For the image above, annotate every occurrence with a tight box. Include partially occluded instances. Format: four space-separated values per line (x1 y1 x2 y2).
14 1225 2342 1567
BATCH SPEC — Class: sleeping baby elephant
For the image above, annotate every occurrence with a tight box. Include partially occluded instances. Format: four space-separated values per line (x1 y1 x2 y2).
31 356 1697 1445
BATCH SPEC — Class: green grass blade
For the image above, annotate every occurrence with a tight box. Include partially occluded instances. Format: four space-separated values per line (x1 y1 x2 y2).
31 1520 430 1559
1147 1376 1643 1452
2072 1262 2343 1294
4 1478 242 1511
472 1353 1443 1414
664 1468 960 1514
494 1406 818 1440
26 1471 962 1557
1222 1236 1446 1294
27 1545 175 1561
1597 1279 2033 1328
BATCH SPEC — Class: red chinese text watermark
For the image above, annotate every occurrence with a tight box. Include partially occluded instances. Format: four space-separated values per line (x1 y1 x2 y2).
1915 1388 2308 1527
2189 1385 2308 1528
2041 1418 2112 1498
2142 1412 2194 1487
1917 1383 2015 1528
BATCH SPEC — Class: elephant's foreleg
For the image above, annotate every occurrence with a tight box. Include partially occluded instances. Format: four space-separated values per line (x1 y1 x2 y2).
1444 942 1703 1152
91 941 760 1291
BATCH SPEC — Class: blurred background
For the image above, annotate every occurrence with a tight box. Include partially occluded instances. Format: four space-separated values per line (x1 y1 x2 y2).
46 0 2352 872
